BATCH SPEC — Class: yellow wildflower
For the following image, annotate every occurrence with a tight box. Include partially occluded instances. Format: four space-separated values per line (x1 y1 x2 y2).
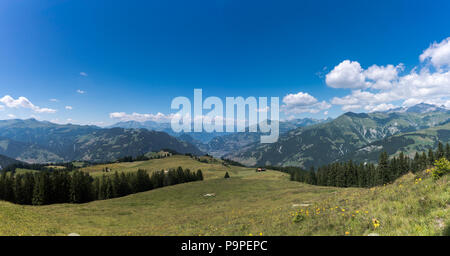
372 218 380 229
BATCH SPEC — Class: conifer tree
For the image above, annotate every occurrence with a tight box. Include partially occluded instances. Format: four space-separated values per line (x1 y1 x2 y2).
22 173 35 204
436 142 445 159
420 152 428 170
413 152 420 173
336 163 346 187
32 173 49 205
14 174 25 204
105 177 114 199
3 173 15 203
377 151 390 185
0 172 6 200
428 148 435 165
446 143 450 160
112 171 121 197
196 169 203 181
93 177 100 200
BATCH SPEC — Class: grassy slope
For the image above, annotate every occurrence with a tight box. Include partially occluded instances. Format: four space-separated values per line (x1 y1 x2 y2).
0 156 448 236
81 155 252 179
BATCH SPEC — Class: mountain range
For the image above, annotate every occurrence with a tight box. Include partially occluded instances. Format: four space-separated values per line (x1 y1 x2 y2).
345 121 450 163
382 103 448 114
0 103 448 168
110 117 330 157
109 117 329 144
0 119 202 163
226 103 450 168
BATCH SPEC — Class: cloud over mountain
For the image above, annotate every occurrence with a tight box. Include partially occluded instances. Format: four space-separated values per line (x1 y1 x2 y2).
109 112 175 123
281 92 331 114
327 37 450 112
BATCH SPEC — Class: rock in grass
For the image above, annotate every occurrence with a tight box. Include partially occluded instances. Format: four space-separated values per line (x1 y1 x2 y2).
292 203 310 207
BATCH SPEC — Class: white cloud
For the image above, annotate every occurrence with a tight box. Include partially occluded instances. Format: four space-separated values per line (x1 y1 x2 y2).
80 72 88 77
325 60 367 89
325 60 403 90
49 98 59 102
402 98 423 107
364 64 398 81
65 106 73 110
419 37 450 69
281 92 331 114
76 89 86 94
370 103 397 112
34 108 57 113
0 95 56 114
364 64 404 90
90 121 105 126
7 114 16 119
50 118 74 125
282 92 318 106
1 95 35 108
331 90 401 112
327 37 450 112
109 112 175 123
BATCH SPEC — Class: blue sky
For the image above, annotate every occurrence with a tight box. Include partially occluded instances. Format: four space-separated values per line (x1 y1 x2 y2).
0 0 449 126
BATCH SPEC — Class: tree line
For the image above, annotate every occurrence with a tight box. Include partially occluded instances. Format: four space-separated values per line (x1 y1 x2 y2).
116 152 172 163
1 162 76 173
287 142 450 188
221 157 246 167
2 151 177 173
0 167 203 205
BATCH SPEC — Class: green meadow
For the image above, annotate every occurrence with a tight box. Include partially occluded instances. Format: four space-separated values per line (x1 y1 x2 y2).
0 155 448 236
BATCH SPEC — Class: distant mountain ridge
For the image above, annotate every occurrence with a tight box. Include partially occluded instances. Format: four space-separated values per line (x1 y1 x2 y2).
0 137 64 163
344 122 450 164
0 119 202 163
109 120 223 143
199 118 331 157
110 117 330 156
382 103 448 114
0 119 101 159
2 103 447 166
107 120 171 130
72 128 203 162
226 104 450 168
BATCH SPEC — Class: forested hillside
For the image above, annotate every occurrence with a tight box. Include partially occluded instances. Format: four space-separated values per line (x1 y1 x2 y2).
228 107 449 168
